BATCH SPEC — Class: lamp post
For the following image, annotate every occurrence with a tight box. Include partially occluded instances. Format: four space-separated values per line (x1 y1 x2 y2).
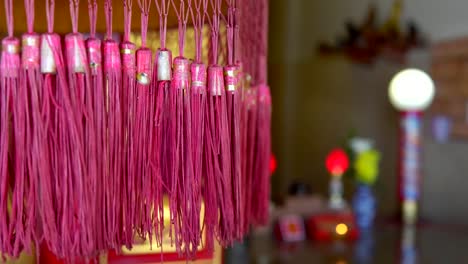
326 149 349 210
388 69 435 225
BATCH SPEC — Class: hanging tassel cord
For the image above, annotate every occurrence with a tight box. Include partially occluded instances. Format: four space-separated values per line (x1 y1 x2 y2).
24 0 35 34
255 0 268 85
45 0 55 34
188 0 206 63
88 0 98 38
224 0 235 66
205 0 221 66
138 0 151 47
69 0 79 34
240 0 255 79
171 0 190 57
104 0 113 40
123 0 133 42
260 0 269 84
4 0 13 37
154 0 171 49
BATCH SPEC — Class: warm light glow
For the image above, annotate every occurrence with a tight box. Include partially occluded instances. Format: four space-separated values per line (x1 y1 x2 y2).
388 68 435 111
326 149 349 176
270 154 277 175
335 223 348 235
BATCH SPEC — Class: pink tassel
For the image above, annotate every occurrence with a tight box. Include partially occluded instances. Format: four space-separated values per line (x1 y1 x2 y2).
224 0 242 240
224 66 242 239
251 0 270 226
120 0 137 249
11 39 28 257
36 1 62 255
3 0 37 257
86 0 107 252
154 0 172 251
189 62 205 252
18 0 42 254
187 0 206 254
252 84 271 225
121 39 137 248
68 1 95 256
200 66 217 253
20 32 42 252
42 31 87 258
103 40 124 249
64 33 94 258
170 0 198 256
87 37 108 252
65 0 97 256
134 0 160 247
134 46 153 241
171 57 195 255
103 0 125 248
150 50 170 250
206 66 234 246
0 6 20 254
241 80 257 233
204 0 235 247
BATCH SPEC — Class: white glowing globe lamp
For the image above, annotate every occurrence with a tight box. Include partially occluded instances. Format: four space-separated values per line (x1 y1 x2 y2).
388 69 435 111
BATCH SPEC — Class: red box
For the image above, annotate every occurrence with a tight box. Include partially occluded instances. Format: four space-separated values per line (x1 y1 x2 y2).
307 212 359 241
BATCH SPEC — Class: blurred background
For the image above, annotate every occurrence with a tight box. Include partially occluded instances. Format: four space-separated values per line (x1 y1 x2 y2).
269 0 468 223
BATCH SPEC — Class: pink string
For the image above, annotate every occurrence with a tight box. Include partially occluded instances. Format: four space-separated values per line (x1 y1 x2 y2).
138 0 151 47
24 0 35 33
233 0 240 63
206 0 221 65
123 0 133 42
88 0 98 38
188 0 206 62
4 0 14 37
259 0 268 84
224 0 236 65
171 0 190 57
69 0 80 34
45 0 55 33
154 0 170 48
104 0 113 39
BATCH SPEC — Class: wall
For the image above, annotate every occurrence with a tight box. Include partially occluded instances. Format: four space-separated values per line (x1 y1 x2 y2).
269 0 468 222
0 0 182 34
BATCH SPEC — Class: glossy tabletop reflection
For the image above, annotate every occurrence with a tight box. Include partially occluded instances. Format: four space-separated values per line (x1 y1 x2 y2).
246 225 468 264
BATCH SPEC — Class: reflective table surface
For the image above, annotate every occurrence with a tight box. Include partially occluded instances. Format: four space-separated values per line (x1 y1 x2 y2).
229 224 468 264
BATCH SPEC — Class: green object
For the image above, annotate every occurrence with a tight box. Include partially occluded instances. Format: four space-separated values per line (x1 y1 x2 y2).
354 150 380 185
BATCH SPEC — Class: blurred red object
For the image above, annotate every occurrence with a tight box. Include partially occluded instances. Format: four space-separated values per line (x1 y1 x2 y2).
307 212 359 242
325 149 349 176
274 215 306 242
270 154 277 175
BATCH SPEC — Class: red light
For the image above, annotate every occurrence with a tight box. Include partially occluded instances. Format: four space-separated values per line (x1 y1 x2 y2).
270 154 277 175
326 149 349 176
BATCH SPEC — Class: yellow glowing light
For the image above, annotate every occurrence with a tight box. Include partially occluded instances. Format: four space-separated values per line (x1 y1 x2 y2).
335 223 348 235
388 68 435 111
